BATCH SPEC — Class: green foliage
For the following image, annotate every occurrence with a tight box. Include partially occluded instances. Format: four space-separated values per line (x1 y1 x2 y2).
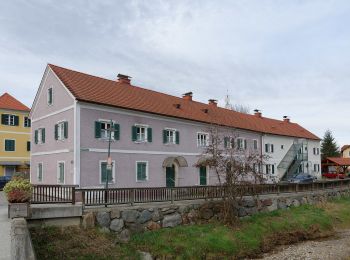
321 130 340 160
3 177 32 203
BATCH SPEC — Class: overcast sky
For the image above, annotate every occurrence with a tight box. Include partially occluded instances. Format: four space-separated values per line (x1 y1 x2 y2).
0 0 349 146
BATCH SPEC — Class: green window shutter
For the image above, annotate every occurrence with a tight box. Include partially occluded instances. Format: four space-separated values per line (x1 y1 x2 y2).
95 121 101 138
163 130 167 143
28 118 31 127
27 141 31 151
114 124 120 140
224 137 228 148
271 144 274 153
34 130 38 144
265 144 268 152
175 131 180 144
244 139 247 150
54 124 58 140
101 162 107 183
199 166 207 185
42 128 45 143
48 88 53 104
5 140 9 151
1 114 7 125
137 162 147 181
64 121 68 139
131 126 137 141
147 128 152 142
14 116 19 126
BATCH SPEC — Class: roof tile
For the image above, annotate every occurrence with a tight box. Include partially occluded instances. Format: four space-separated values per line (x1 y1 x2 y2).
0 93 30 112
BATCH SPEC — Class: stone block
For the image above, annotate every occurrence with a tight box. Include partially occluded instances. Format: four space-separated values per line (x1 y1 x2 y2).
146 221 161 231
110 218 124 232
118 229 131 243
110 209 121 219
162 213 182 228
96 212 111 228
138 210 152 224
199 208 214 220
152 210 162 222
126 222 144 233
82 212 95 229
122 210 140 223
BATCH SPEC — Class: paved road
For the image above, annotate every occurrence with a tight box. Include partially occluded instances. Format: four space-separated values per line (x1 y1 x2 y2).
0 192 11 260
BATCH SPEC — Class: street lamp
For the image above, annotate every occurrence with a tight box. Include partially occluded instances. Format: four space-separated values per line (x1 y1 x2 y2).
105 120 114 206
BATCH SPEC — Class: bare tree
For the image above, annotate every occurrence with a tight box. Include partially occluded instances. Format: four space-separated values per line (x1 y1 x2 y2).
197 126 268 225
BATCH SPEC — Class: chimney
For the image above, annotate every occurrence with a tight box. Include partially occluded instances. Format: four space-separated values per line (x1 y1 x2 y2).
182 92 193 101
254 109 262 118
117 74 131 84
283 116 290 123
208 99 217 107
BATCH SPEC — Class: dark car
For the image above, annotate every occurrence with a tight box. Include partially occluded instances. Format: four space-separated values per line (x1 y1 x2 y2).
289 174 316 184
0 176 11 190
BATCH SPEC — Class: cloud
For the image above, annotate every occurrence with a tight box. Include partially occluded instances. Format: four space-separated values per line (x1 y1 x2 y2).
0 0 350 144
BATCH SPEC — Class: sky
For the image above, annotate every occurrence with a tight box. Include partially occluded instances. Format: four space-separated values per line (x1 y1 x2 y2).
0 0 349 146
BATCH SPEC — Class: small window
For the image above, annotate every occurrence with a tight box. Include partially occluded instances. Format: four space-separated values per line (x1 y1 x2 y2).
265 164 275 174
197 133 209 147
265 144 274 153
100 161 114 184
26 141 30 151
57 162 65 184
224 137 235 148
35 128 45 144
24 117 31 127
55 121 68 140
132 125 151 142
1 114 19 126
281 145 284 149
136 161 148 181
237 138 247 150
253 140 258 150
317 148 320 155
5 139 15 151
163 129 179 144
47 88 53 105
37 163 43 182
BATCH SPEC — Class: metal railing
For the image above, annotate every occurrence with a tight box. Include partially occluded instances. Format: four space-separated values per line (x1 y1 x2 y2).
31 184 77 204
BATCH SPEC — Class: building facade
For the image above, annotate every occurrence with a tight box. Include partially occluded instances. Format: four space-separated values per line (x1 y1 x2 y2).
30 64 321 187
0 93 31 177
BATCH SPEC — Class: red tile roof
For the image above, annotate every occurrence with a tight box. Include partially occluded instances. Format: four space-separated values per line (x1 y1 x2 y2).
49 64 320 140
0 93 30 112
326 157 350 166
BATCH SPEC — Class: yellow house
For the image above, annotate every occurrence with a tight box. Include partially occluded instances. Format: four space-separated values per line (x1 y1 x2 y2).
342 145 350 158
0 93 30 177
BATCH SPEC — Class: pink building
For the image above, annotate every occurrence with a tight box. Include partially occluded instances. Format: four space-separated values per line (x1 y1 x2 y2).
30 64 320 188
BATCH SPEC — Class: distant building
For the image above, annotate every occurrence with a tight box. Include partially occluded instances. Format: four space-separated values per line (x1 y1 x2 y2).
341 145 350 158
30 64 321 187
0 93 31 177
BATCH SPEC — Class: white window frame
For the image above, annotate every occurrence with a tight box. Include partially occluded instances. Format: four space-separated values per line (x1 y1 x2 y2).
37 128 44 144
99 160 116 184
4 139 15 152
98 119 115 140
135 124 148 142
165 128 176 144
265 143 274 153
57 161 65 184
37 163 43 182
47 87 53 105
265 164 275 174
237 138 247 150
3 114 16 126
136 161 149 182
24 116 30 127
57 121 66 140
197 132 209 147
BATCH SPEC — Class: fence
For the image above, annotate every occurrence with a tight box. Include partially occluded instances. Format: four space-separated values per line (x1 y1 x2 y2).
30 179 350 206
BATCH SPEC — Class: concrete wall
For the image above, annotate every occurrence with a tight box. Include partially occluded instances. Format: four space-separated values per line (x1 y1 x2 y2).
11 218 35 260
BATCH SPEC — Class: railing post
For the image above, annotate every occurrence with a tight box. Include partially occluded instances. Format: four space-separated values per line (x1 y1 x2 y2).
323 182 325 190
72 186 76 205
171 188 175 204
104 188 108 208
277 184 280 195
82 191 85 207
131 189 135 206
296 184 299 193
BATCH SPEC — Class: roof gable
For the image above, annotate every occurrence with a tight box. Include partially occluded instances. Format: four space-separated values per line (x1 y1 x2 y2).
48 64 320 140
0 93 30 112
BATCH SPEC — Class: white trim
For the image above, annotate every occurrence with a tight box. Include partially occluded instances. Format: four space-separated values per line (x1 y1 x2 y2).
136 161 149 182
57 161 65 184
0 131 30 135
4 138 16 152
31 149 71 156
74 101 81 186
23 116 30 128
31 105 74 123
99 160 116 184
197 132 209 147
30 66 49 118
164 128 177 144
37 162 43 182
84 148 200 156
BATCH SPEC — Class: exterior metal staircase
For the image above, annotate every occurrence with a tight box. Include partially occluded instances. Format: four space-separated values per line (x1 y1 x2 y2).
278 142 308 181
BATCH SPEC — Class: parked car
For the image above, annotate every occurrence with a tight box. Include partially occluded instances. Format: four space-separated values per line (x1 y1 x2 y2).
322 172 346 179
289 174 316 184
0 176 12 190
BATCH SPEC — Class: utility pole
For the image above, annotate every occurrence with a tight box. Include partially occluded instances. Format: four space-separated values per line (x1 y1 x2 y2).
105 120 114 207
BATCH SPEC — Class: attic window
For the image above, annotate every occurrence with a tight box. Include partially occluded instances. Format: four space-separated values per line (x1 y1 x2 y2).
173 104 181 109
201 109 209 114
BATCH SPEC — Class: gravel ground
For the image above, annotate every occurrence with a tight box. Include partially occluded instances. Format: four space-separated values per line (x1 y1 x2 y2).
258 230 350 260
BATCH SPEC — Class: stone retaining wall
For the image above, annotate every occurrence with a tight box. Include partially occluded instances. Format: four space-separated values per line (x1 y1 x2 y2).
82 188 350 241
11 218 36 260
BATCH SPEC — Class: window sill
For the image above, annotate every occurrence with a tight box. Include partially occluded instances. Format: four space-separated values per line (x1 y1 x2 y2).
134 140 148 144
136 180 148 183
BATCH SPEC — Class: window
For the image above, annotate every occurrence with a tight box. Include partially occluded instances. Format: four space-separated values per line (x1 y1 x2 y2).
132 125 152 142
26 141 30 151
163 129 179 144
317 148 320 155
253 139 258 150
281 145 284 149
100 161 115 184
57 162 65 184
24 117 31 127
199 166 207 185
55 121 68 140
265 143 274 153
37 163 43 182
47 88 53 105
265 164 275 174
224 137 234 148
95 121 120 140
197 133 209 147
313 164 320 172
5 139 15 151
1 114 19 126
136 161 148 181
34 128 45 144
237 138 247 150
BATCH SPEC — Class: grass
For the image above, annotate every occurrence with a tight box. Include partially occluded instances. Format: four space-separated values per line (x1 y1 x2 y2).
30 197 350 260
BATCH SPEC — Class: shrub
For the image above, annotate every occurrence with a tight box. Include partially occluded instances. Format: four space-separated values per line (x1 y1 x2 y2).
4 177 32 203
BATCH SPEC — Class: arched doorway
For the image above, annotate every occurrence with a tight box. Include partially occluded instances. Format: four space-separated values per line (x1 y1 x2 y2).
163 156 188 187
